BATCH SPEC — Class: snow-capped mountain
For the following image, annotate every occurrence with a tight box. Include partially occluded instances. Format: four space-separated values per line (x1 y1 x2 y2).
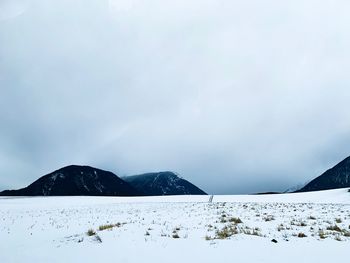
0 165 140 196
123 172 207 196
298 156 350 192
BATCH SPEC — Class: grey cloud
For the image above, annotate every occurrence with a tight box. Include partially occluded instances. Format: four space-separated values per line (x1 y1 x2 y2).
1 0 350 193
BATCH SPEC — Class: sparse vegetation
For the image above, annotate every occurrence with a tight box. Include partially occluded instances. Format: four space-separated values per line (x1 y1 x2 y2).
13 193 350 252
263 215 275 222
220 217 227 223
205 235 212 240
318 231 326 239
277 224 285 231
86 229 96 236
343 230 350 237
242 227 262 236
99 224 116 231
213 223 263 239
229 217 243 224
215 225 238 239
297 232 307 238
112 202 350 242
327 225 342 232
334 235 342 241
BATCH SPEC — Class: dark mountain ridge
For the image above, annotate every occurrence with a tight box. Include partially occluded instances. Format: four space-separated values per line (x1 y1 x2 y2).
0 166 207 196
123 171 207 196
0 165 140 196
298 156 350 192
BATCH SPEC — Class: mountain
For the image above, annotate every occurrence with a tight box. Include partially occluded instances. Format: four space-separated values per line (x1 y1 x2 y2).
0 165 140 196
298 156 350 192
284 181 309 193
123 171 207 196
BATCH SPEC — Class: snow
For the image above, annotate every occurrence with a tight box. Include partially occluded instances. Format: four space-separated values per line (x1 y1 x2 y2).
0 188 349 263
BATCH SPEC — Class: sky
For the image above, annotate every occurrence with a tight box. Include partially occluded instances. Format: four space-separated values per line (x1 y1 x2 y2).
1 0 350 194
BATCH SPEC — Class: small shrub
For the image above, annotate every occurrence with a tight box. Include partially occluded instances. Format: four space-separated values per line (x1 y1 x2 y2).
277 224 285 232
264 215 275 222
342 230 350 237
86 229 96 236
215 225 238 239
172 233 180 239
335 218 342 224
318 231 326 239
99 224 115 231
242 227 262 236
334 235 342 241
145 231 150 236
216 227 231 239
297 232 307 238
300 222 307 227
220 218 227 223
205 235 212 241
327 225 342 232
229 217 243 224
308 216 316 220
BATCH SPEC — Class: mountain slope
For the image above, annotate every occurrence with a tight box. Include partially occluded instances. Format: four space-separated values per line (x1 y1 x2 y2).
0 165 140 196
298 156 350 192
123 171 207 196
284 181 309 193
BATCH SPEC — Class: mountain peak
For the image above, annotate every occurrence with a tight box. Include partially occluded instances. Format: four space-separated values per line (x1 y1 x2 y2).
0 166 206 196
298 156 350 192
123 171 207 196
0 165 140 196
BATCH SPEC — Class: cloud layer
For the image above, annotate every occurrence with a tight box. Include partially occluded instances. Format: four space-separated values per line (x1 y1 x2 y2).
1 0 350 193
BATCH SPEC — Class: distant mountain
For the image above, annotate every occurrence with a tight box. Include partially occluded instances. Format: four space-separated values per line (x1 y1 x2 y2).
298 156 350 192
0 165 140 196
123 172 207 196
255 192 281 195
284 182 309 193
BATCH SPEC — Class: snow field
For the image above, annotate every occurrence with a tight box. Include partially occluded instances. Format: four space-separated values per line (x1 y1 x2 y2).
0 188 349 263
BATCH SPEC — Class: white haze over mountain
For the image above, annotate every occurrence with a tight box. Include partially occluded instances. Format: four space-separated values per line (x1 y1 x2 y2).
1 0 350 194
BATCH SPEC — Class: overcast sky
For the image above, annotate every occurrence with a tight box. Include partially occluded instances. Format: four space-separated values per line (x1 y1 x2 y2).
1 0 350 194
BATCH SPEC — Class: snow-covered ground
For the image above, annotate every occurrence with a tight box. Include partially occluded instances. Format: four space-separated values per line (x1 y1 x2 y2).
1 188 350 263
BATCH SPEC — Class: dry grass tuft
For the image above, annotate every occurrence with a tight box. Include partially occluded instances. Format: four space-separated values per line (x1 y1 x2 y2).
297 232 307 238
86 229 96 236
98 224 116 231
229 217 243 224
327 225 342 232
